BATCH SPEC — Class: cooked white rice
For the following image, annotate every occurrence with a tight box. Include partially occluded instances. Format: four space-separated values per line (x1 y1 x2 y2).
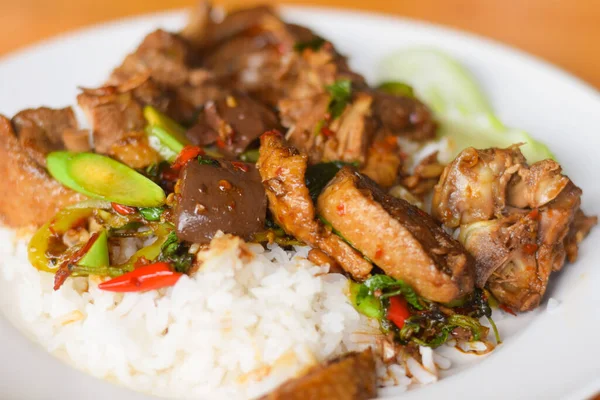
0 228 492 399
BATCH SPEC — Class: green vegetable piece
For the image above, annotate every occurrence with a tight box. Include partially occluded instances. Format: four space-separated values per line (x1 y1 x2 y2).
377 81 414 97
197 156 220 167
350 282 383 319
78 230 109 268
443 295 468 308
240 149 260 163
139 207 164 221
66 152 166 207
294 37 326 52
378 47 554 163
148 126 185 154
306 161 356 203
158 231 194 273
437 114 554 163
47 151 98 197
143 106 188 144
378 48 499 122
325 79 352 120
363 275 424 310
116 223 173 273
144 106 190 162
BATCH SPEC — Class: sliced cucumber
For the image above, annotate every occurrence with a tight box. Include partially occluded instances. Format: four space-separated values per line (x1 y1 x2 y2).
378 48 498 121
378 47 554 162
437 114 554 164
66 153 165 207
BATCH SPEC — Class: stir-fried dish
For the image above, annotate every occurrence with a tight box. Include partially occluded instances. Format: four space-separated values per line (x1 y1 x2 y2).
0 2 596 399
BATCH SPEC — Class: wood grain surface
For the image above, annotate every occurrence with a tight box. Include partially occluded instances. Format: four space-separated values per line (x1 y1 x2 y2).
1 0 599 89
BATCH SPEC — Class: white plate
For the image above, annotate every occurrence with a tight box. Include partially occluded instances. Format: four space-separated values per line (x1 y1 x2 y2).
1 6 599 400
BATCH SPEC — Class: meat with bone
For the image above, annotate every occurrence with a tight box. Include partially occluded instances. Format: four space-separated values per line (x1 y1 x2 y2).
434 146 596 310
317 167 475 303
257 131 373 280
432 146 525 228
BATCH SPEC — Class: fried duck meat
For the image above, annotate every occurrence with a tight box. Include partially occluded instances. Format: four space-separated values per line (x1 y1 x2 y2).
433 146 596 311
257 131 373 280
317 167 475 303
259 349 377 400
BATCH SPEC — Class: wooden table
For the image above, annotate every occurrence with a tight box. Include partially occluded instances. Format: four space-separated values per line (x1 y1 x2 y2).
1 0 600 89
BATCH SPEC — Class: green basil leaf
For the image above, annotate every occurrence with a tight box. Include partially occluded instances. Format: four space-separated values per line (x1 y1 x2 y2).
139 207 164 221
325 79 352 120
197 156 220 166
294 37 326 52
239 149 260 163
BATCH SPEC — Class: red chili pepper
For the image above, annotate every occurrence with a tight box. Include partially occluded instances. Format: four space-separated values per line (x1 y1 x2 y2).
172 145 204 170
230 161 250 172
528 209 540 220
111 203 137 215
499 304 517 316
321 127 335 137
523 243 539 255
215 138 227 149
387 296 411 329
98 262 182 292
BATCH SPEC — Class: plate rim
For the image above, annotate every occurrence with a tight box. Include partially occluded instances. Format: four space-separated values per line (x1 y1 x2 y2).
0 6 599 400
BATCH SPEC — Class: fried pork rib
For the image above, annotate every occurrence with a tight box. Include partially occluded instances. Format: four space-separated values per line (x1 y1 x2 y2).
317 167 475 303
257 131 373 280
259 349 377 400
433 146 596 311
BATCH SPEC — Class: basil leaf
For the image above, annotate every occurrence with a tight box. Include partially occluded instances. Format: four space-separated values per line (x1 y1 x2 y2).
161 231 180 256
294 37 326 52
239 149 259 163
139 207 164 221
448 314 485 341
305 161 354 203
325 79 352 120
158 231 194 274
363 275 424 310
197 156 220 166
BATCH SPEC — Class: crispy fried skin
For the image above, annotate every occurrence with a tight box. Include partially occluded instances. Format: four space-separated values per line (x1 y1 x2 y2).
318 167 475 303
257 131 373 280
259 349 377 400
